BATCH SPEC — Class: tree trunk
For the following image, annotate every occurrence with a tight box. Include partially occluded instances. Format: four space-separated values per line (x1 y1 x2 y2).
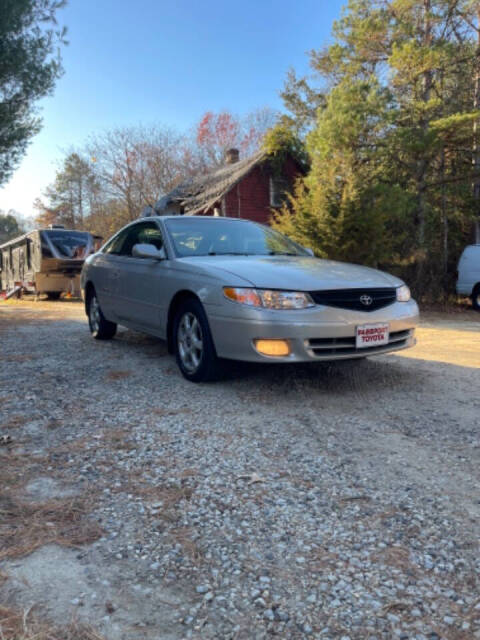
473 8 480 243
78 176 84 226
416 0 433 250
440 147 448 295
414 0 433 292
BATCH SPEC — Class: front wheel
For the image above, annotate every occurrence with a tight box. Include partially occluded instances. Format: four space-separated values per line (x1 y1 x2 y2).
87 290 117 339
173 298 220 382
472 284 480 311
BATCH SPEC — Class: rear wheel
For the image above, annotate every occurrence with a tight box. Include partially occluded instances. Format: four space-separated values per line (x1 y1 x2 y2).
46 292 61 300
87 289 117 339
173 298 220 382
472 284 480 311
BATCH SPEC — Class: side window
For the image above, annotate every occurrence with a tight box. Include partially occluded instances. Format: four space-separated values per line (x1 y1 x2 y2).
103 228 131 255
118 222 163 257
137 226 164 250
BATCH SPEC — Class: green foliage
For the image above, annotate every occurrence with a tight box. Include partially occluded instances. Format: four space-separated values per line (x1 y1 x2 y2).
273 79 414 267
276 0 480 299
35 153 97 229
262 119 309 172
0 211 25 244
280 70 326 133
0 0 67 185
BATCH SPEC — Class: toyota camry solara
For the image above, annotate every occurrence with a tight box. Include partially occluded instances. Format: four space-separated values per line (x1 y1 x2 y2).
80 216 419 382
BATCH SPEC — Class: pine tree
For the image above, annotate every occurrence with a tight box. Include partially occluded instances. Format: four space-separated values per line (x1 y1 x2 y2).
0 0 67 185
273 0 480 297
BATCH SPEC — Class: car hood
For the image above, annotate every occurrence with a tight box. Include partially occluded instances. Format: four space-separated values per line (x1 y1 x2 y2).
180 256 403 290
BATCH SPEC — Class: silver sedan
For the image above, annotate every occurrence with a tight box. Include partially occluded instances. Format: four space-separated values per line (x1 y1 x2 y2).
80 216 419 382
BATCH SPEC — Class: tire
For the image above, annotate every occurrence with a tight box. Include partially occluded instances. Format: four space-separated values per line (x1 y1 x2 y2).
472 284 480 311
87 289 117 340
173 297 220 382
46 292 61 300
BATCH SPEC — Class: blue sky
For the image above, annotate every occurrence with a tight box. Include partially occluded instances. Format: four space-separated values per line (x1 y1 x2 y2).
0 0 344 219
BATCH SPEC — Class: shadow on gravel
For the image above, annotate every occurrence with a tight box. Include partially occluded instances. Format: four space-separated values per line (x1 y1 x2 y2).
114 328 169 357
221 355 427 397
108 328 433 397
100 328 479 405
114 329 424 396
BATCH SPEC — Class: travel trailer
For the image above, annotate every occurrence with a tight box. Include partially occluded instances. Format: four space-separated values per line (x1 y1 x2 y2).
0 226 101 298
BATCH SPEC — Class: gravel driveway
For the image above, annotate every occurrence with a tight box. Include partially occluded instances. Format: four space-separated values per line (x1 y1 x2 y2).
1 299 480 640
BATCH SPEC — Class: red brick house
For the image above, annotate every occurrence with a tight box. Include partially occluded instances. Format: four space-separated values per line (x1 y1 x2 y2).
154 148 302 224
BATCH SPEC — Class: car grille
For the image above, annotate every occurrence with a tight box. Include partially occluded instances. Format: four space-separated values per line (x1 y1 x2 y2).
309 287 397 312
306 329 412 358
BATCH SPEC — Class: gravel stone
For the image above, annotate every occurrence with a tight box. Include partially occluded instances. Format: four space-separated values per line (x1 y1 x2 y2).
195 584 209 594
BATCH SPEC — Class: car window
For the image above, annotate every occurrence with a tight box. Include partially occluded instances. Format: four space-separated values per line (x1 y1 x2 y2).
103 227 131 255
117 222 163 257
136 226 164 250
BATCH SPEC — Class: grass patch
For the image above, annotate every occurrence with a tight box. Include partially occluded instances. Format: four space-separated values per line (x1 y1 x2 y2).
0 605 104 640
2 354 35 363
0 416 28 430
152 407 193 418
170 526 202 562
105 370 132 381
0 445 101 561
105 429 134 451
0 495 102 561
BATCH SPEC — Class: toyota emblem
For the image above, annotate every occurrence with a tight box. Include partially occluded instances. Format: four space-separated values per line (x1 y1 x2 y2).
360 294 373 306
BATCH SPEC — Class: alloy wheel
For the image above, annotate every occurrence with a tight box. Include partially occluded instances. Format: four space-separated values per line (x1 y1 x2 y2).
89 295 100 333
177 312 204 373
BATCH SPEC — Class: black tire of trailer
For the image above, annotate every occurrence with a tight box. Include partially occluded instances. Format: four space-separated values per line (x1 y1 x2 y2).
46 292 62 300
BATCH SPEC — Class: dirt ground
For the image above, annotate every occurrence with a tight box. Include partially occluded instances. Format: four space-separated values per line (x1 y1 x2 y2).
0 297 480 640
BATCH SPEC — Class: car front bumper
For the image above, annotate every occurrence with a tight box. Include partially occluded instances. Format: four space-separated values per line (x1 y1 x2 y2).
207 300 419 363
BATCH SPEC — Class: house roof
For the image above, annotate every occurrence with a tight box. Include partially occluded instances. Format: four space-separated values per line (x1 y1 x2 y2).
155 149 267 216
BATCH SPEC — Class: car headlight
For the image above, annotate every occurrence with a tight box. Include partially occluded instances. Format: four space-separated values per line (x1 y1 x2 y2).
223 287 315 310
396 284 411 302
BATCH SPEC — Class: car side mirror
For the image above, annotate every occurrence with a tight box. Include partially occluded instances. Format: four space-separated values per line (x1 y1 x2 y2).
132 243 166 260
305 247 314 257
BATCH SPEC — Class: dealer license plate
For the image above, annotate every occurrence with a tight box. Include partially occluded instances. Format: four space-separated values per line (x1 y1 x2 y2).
356 323 389 349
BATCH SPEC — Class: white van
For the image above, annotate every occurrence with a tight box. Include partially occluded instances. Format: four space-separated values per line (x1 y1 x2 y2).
457 245 480 310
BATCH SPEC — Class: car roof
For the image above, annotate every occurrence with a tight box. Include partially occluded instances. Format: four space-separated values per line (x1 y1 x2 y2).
146 215 256 223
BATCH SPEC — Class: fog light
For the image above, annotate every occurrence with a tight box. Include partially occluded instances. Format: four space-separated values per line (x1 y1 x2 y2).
254 339 291 357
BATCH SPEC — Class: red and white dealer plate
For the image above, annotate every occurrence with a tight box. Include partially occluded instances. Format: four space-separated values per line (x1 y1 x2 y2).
356 323 389 349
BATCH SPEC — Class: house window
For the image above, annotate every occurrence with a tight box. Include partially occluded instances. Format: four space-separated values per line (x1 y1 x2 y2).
269 175 289 208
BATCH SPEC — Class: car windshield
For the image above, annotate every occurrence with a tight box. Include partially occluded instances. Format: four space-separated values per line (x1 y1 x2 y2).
164 218 309 258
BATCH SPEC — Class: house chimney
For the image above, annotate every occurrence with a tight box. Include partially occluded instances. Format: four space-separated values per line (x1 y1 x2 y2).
225 148 240 165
